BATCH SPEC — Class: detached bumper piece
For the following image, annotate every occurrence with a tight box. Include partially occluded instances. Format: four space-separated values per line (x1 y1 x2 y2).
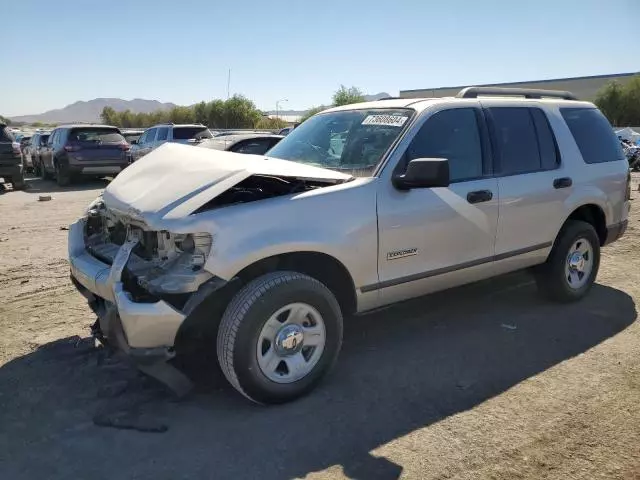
68 219 193 397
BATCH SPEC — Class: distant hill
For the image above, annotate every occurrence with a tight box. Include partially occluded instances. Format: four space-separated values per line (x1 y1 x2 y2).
10 98 177 124
11 92 392 124
265 92 392 116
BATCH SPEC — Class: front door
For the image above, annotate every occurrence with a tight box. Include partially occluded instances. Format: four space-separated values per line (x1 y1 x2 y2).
375 106 499 305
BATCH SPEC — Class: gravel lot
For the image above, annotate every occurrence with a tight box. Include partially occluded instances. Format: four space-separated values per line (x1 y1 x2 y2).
0 176 639 480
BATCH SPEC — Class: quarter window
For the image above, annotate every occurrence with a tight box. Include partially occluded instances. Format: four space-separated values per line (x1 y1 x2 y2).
560 108 625 164
406 108 483 182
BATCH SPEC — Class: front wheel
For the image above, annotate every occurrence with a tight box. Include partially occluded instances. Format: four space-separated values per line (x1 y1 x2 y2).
535 220 600 302
217 271 343 404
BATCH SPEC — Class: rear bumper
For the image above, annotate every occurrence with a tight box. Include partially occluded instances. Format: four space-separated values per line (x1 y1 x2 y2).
68 219 186 355
604 220 628 246
0 163 22 177
67 163 127 176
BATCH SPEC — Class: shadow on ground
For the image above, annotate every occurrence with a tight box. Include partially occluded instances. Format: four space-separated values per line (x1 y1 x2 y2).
16 176 111 194
0 275 635 480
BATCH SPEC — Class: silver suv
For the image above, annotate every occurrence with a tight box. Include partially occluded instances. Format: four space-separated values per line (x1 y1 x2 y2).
129 123 213 161
68 87 630 404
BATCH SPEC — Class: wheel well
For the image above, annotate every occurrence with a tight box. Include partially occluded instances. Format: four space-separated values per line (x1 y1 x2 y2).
566 204 607 245
235 252 358 316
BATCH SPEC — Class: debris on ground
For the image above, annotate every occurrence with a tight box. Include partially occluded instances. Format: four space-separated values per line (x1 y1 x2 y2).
38 195 52 202
59 226 69 231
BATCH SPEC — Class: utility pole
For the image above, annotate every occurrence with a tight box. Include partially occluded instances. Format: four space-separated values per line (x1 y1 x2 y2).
227 69 231 100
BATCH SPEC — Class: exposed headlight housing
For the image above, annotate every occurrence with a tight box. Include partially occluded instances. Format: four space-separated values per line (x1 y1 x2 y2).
169 232 212 267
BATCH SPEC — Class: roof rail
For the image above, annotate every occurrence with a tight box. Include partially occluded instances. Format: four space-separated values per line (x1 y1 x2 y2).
378 96 400 100
456 86 578 101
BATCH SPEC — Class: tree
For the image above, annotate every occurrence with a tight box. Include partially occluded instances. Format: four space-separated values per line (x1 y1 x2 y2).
254 116 287 129
332 85 365 106
595 75 640 127
300 105 328 123
0 115 11 125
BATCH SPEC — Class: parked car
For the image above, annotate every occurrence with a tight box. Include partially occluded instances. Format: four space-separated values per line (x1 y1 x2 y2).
68 87 629 405
23 132 50 173
39 124 129 186
198 133 283 155
129 123 213 162
121 129 144 145
277 126 294 136
0 123 25 189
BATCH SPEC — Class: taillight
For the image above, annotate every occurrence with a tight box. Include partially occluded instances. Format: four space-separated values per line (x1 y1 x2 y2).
119 142 130 151
64 144 81 152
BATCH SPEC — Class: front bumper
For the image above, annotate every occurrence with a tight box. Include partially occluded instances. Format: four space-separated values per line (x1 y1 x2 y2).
68 219 186 354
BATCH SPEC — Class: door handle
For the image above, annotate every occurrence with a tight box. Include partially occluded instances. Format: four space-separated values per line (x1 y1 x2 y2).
467 190 493 204
553 177 572 189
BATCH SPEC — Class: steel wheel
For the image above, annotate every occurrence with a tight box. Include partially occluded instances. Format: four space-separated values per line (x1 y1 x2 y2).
256 302 326 384
564 237 594 290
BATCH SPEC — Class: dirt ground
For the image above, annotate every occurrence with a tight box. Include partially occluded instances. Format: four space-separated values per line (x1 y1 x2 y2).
0 175 639 480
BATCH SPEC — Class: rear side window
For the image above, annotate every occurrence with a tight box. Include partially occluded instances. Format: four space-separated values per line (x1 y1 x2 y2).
0 127 14 142
173 127 213 140
69 128 124 143
156 127 169 141
560 108 625 164
40 134 50 145
489 108 541 175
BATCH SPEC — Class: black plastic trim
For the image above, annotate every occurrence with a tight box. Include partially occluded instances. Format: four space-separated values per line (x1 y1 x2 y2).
604 220 628 246
361 241 552 293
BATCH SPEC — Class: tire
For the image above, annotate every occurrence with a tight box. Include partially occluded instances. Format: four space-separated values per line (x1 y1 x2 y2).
217 271 343 405
11 173 25 190
55 162 71 187
535 220 600 302
40 158 51 180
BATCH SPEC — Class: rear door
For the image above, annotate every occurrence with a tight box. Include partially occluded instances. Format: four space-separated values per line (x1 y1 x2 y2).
66 127 127 163
483 103 567 274
41 129 58 172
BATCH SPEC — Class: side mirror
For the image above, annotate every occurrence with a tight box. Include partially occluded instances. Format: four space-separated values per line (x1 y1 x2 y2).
392 158 450 190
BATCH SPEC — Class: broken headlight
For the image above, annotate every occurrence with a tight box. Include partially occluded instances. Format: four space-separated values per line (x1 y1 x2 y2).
169 232 212 267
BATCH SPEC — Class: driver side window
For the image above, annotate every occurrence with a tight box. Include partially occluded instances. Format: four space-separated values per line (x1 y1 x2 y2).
406 108 484 182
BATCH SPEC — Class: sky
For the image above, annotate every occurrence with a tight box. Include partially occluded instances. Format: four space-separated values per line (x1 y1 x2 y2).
2 0 639 116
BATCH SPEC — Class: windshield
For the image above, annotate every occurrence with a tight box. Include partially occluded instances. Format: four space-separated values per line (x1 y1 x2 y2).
266 108 413 176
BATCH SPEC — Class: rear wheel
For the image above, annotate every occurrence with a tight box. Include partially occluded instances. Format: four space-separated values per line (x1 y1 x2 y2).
39 158 51 180
217 271 343 404
535 220 600 302
11 172 25 190
55 162 71 187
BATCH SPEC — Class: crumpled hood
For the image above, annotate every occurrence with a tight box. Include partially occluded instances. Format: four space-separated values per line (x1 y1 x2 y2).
103 142 351 224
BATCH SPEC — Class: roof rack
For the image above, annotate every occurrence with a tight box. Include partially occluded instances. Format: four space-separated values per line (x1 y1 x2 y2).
456 86 578 101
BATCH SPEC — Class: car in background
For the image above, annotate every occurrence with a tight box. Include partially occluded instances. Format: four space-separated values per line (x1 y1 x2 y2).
121 129 144 145
277 126 294 136
23 132 50 173
198 133 284 155
39 125 129 186
0 123 25 189
129 123 213 161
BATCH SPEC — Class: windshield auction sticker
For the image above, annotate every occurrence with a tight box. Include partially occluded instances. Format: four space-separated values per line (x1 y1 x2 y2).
362 114 409 127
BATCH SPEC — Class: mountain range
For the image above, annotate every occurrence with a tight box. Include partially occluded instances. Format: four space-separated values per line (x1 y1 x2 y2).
10 98 177 124
9 92 392 124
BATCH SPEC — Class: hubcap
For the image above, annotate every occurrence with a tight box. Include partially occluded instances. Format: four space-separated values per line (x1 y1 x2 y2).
564 237 594 289
256 302 326 384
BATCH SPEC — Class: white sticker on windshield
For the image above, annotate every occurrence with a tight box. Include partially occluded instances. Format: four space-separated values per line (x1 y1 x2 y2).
362 114 408 127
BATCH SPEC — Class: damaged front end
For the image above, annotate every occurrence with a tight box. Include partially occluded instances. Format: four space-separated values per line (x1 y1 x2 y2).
69 200 227 396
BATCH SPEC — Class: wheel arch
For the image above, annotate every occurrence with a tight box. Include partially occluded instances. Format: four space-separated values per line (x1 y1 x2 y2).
560 203 607 246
